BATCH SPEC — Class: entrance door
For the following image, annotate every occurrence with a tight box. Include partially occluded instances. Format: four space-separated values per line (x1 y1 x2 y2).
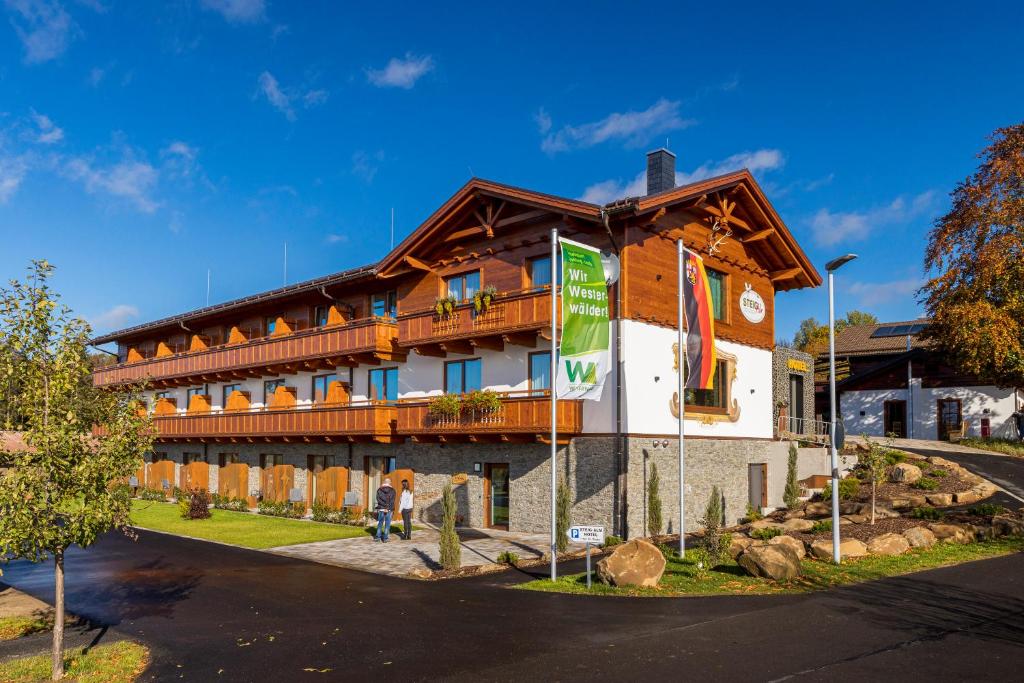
788 374 804 433
884 400 907 438
937 399 962 440
307 455 327 510
484 464 509 530
748 463 767 510
364 455 396 513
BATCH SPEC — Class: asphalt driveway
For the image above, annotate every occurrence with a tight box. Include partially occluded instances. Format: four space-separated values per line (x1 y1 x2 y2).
2 527 1023 681
901 444 1024 508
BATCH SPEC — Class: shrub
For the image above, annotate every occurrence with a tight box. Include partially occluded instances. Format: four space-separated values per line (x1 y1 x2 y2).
647 463 663 537
911 477 939 491
139 487 166 501
258 500 304 518
211 493 248 512
179 490 211 520
968 503 1009 517
427 393 461 418
882 449 907 466
783 443 800 509
438 482 460 570
556 477 572 553
821 477 860 501
463 389 501 413
810 519 832 533
602 535 623 548
750 526 782 541
310 500 357 525
700 485 728 567
929 469 948 478
496 550 520 565
744 503 763 523
172 486 185 501
911 506 944 520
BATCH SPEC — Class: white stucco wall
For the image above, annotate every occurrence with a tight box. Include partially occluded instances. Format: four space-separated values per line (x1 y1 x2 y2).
840 384 1022 440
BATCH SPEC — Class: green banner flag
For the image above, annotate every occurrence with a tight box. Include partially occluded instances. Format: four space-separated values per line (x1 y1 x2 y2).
556 237 610 400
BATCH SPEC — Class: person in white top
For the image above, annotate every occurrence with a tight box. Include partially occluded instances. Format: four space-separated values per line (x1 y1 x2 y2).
399 479 414 540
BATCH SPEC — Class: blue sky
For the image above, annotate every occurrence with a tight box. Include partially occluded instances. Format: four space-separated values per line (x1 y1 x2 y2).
1 1 1021 343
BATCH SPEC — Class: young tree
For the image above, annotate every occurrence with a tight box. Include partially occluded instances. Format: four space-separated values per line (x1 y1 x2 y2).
555 477 571 553
922 123 1024 388
646 462 663 537
438 481 460 570
783 443 800 509
860 436 888 525
0 261 153 680
700 485 725 568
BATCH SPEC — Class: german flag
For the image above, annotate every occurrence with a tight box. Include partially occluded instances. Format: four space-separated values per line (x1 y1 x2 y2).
683 249 717 390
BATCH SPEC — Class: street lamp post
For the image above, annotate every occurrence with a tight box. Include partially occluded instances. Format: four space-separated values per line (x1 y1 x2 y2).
825 253 857 565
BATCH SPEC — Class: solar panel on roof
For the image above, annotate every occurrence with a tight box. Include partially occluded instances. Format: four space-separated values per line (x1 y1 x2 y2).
891 324 912 334
869 323 929 339
869 326 894 338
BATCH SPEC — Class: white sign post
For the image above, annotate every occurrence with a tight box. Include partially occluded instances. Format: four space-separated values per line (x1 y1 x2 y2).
568 525 605 589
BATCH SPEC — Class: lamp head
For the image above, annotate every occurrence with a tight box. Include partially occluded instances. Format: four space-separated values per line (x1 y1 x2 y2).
825 253 858 272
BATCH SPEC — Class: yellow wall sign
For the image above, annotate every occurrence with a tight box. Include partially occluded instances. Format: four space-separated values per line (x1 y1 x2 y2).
451 473 469 485
787 358 809 372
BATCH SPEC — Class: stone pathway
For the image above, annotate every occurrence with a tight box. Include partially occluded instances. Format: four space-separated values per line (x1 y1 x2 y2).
847 436 1002 456
267 526 551 577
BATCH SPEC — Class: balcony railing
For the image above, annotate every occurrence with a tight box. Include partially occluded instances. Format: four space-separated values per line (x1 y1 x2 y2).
397 287 557 351
94 317 402 387
396 390 582 440
151 401 397 442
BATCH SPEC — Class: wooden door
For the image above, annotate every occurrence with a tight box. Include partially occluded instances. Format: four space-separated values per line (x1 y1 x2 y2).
937 399 962 440
883 400 907 438
483 464 509 529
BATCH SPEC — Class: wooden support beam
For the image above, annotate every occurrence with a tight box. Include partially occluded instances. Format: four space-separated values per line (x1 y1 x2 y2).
770 267 803 282
470 336 504 352
502 331 537 348
440 340 475 355
743 227 774 243
414 344 447 358
403 255 435 272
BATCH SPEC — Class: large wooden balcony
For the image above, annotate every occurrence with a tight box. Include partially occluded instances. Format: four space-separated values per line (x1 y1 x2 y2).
396 390 582 443
397 288 557 356
94 318 404 388
151 402 397 443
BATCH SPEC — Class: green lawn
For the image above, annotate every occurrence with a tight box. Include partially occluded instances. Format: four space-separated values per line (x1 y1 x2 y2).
518 536 1024 597
0 615 50 641
0 641 148 682
961 437 1024 458
130 500 374 549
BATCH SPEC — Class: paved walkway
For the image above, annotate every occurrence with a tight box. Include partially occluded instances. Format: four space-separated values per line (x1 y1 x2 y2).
848 435 1004 455
267 525 551 576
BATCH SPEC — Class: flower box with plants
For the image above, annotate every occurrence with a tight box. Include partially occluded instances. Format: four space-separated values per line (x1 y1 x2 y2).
472 285 498 314
427 393 462 420
462 389 502 418
434 294 458 319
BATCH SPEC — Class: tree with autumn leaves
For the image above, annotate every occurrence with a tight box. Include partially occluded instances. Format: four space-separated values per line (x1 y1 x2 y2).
0 260 152 680
921 123 1024 389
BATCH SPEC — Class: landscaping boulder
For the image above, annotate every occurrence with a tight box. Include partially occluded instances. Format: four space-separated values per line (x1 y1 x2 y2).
842 514 867 524
749 518 786 532
973 483 998 499
992 515 1024 537
768 534 807 560
925 493 953 507
810 538 869 560
867 533 910 556
954 490 981 505
409 567 433 579
728 535 754 560
781 518 814 533
737 543 802 582
804 501 831 517
928 523 973 544
902 526 937 548
891 462 922 484
596 538 666 588
783 509 806 520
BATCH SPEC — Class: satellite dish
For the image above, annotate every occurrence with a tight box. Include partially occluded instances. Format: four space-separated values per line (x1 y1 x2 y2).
600 251 620 285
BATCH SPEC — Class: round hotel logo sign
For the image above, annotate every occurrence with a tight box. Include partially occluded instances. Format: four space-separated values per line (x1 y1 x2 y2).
739 283 766 324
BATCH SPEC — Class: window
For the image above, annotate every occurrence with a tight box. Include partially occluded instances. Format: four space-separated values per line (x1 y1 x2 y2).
684 360 729 411
184 452 207 464
312 374 337 403
445 358 482 394
152 452 168 462
186 386 205 403
445 270 480 301
313 305 331 328
155 391 170 400
264 379 285 405
261 453 284 469
219 453 239 467
368 367 398 402
527 255 559 288
265 316 277 336
529 351 551 391
706 269 726 321
222 383 241 406
371 290 397 319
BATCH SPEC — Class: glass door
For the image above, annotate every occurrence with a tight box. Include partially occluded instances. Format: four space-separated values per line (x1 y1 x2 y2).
486 464 509 530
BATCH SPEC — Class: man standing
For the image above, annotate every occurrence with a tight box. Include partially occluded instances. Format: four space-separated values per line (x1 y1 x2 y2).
374 477 396 543
399 479 414 540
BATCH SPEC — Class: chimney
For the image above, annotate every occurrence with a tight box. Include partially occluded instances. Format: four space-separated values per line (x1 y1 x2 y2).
646 148 676 195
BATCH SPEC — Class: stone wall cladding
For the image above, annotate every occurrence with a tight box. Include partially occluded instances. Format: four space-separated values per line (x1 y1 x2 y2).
772 346 815 429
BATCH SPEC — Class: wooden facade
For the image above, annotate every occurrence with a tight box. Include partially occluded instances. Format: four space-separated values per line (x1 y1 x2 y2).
396 392 582 441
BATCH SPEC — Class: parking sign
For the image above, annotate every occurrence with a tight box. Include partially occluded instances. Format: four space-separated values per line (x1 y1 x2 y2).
567 525 605 544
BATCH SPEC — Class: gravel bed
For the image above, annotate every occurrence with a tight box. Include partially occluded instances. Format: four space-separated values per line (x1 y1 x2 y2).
789 517 926 544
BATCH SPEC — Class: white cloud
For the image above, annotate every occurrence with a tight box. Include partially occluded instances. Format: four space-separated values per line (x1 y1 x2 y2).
848 277 924 308
30 110 63 144
200 0 265 23
63 152 159 213
256 71 328 120
325 233 348 244
91 304 139 331
533 107 552 135
366 53 434 89
87 65 105 86
351 149 383 183
541 99 693 154
5 0 75 64
159 140 204 186
0 155 28 203
810 191 936 247
579 148 785 204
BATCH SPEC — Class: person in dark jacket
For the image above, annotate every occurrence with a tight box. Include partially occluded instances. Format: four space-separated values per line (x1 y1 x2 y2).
374 478 396 542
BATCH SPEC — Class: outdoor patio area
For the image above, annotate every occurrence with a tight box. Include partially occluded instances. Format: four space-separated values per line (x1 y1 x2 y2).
267 526 552 577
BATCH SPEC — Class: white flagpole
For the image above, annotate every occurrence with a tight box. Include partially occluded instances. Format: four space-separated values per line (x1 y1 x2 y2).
550 227 559 582
677 239 686 557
